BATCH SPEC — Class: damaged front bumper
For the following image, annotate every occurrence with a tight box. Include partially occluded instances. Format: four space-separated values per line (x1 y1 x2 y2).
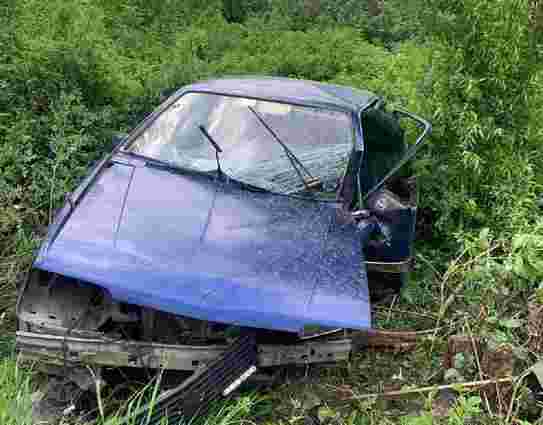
16 269 357 372
16 330 352 371
15 267 416 423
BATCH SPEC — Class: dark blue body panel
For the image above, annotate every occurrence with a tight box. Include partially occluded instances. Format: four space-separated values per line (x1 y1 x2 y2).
36 162 371 332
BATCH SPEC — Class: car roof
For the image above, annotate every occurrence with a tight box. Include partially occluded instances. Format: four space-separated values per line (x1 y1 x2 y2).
180 76 377 113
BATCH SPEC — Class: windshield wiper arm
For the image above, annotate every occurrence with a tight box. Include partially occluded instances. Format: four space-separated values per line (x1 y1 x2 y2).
197 125 267 192
247 105 322 191
198 124 224 178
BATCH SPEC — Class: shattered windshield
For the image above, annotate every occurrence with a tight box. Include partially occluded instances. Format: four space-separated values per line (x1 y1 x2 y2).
128 92 354 196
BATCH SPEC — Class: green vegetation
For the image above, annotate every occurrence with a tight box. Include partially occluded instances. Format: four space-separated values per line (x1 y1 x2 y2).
0 356 34 425
1 0 542 423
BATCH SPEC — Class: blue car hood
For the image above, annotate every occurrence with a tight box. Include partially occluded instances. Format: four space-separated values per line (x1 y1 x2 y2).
35 162 371 333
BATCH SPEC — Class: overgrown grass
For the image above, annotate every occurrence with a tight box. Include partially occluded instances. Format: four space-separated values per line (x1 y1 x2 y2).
0 339 34 425
0 348 262 425
99 386 263 425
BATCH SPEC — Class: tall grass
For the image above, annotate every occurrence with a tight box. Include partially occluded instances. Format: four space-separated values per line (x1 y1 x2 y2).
0 350 261 425
101 394 261 425
0 351 34 425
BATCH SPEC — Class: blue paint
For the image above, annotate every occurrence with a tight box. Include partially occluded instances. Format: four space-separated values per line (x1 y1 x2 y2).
36 163 371 332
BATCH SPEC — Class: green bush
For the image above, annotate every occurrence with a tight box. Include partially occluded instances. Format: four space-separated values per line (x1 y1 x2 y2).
0 356 34 425
421 0 542 238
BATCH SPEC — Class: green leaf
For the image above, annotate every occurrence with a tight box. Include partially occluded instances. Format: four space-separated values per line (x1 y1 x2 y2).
512 234 530 251
499 318 523 329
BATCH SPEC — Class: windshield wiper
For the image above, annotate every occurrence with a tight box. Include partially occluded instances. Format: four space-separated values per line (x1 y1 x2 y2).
198 124 224 179
143 157 200 176
247 105 322 192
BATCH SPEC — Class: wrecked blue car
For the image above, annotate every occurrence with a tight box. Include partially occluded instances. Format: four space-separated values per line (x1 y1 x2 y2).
16 77 431 375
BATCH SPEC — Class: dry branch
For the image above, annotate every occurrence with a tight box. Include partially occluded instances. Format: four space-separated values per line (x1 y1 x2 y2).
349 378 514 401
352 328 435 353
528 302 543 353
